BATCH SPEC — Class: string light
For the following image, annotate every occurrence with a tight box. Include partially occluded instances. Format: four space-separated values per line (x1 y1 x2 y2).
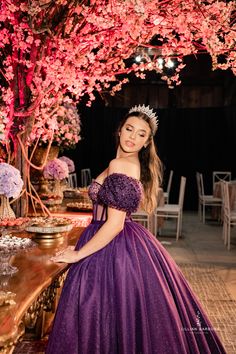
135 55 142 63
134 48 176 72
157 57 164 69
166 59 174 68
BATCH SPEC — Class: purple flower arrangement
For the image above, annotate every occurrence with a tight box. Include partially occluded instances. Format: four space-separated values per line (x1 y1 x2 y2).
59 156 75 173
0 163 24 198
43 158 69 180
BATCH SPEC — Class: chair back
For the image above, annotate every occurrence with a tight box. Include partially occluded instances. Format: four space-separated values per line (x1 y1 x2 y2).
222 181 230 217
213 171 231 186
166 170 174 194
66 173 77 188
196 172 204 197
81 168 92 187
178 176 186 208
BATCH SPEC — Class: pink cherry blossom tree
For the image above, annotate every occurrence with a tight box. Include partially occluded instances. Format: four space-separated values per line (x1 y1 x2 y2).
0 0 235 215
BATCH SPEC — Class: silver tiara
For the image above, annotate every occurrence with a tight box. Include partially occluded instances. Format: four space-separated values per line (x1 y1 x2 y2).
128 104 158 134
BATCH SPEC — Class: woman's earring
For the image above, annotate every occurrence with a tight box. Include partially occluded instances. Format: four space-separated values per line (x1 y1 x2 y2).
144 144 147 148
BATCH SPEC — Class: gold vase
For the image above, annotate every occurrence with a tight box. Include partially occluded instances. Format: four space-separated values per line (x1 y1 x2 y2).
53 180 63 200
37 178 51 195
31 145 60 166
0 195 16 219
30 145 60 181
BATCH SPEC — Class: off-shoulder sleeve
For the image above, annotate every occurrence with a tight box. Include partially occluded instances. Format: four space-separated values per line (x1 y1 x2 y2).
98 173 142 214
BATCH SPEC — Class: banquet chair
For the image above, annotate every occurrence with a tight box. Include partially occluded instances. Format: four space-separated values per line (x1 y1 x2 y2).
131 210 151 231
81 168 92 187
196 172 222 224
154 176 186 241
67 172 77 189
222 181 236 250
213 171 231 186
164 170 173 204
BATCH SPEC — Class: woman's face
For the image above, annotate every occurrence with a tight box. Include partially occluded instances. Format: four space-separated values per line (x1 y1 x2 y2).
119 116 151 153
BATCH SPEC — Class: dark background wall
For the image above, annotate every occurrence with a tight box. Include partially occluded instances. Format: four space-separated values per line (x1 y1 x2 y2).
64 55 236 211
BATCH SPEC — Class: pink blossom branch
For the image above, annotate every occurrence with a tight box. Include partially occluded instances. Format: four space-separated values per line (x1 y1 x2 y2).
26 188 51 217
17 130 54 170
1 0 236 160
27 175 51 217
0 68 10 84
10 188 26 205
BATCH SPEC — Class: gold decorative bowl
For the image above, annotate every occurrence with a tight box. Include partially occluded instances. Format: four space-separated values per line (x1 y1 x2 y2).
25 223 73 234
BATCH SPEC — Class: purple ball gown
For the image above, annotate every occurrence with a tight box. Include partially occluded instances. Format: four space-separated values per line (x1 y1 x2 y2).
46 173 226 354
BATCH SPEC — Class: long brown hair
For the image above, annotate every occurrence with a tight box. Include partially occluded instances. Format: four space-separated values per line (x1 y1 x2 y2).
116 111 162 214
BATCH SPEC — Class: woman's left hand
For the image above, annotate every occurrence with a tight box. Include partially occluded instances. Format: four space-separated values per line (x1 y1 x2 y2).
51 246 80 263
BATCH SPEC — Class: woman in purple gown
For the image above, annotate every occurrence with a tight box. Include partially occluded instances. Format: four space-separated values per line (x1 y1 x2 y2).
46 105 226 354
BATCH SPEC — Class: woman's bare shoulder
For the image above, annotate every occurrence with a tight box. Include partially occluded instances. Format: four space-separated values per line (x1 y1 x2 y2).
108 158 140 180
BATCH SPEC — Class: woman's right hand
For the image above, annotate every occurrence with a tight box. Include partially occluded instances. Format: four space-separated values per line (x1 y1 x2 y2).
51 246 79 263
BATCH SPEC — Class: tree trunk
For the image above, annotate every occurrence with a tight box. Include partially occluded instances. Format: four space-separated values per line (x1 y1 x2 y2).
15 137 28 217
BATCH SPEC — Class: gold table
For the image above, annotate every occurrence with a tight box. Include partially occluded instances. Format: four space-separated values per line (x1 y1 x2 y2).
0 226 84 354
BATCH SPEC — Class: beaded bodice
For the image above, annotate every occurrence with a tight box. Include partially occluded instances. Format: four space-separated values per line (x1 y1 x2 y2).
88 173 142 221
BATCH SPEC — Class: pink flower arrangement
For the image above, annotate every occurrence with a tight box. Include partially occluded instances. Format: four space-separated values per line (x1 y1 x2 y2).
0 163 24 198
43 158 69 181
53 103 81 150
59 156 75 173
28 99 81 151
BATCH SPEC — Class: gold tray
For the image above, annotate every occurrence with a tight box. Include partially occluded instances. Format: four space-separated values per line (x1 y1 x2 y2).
33 232 63 240
25 223 73 234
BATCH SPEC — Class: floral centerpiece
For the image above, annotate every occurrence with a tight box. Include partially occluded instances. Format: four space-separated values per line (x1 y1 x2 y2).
42 158 69 202
43 158 69 181
0 163 23 199
59 156 75 173
0 163 24 219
